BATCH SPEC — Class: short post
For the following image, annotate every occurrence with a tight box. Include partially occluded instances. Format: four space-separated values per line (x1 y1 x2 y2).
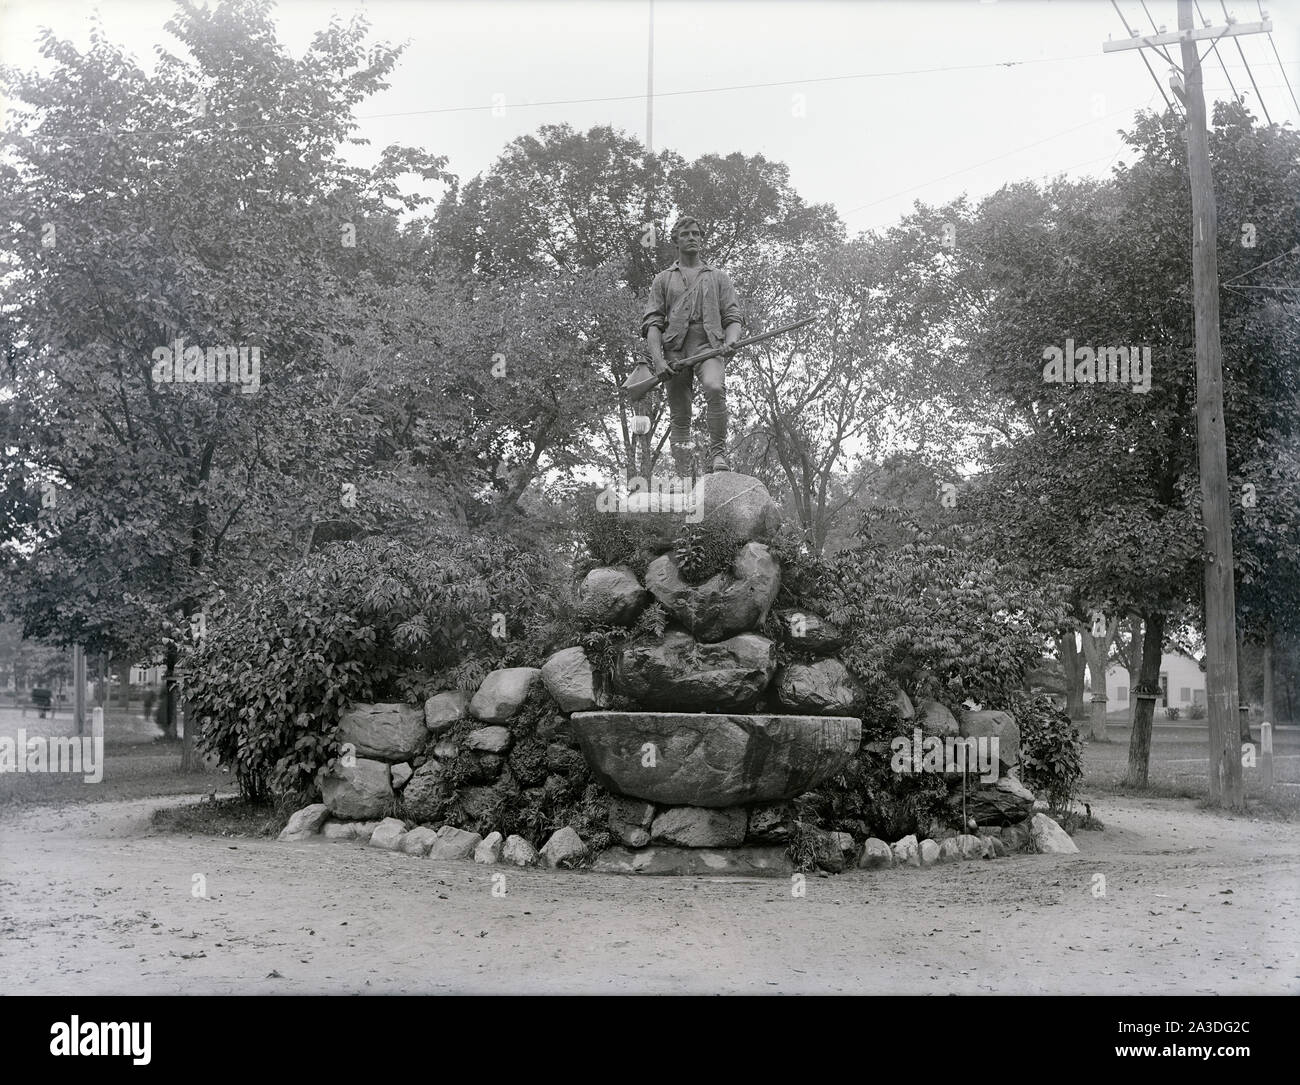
1261 722 1273 791
72 643 87 737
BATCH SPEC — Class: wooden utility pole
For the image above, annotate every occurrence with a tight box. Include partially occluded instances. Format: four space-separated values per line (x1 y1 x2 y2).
646 0 654 154
1104 2 1272 810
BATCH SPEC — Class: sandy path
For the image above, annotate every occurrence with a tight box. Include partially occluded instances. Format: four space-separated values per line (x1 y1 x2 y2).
1 794 1297 995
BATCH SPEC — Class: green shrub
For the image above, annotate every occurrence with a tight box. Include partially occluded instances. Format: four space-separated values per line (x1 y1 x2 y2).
672 521 741 584
765 524 833 611
579 602 669 679
183 533 555 802
1166 705 1181 720
825 525 1066 707
1187 702 1205 720
573 498 672 580
1013 692 1083 812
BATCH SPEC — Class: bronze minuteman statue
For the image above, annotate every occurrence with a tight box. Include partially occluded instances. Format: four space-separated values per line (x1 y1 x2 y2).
640 215 743 475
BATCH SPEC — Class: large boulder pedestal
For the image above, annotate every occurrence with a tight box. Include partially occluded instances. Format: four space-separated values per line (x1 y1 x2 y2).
570 711 860 807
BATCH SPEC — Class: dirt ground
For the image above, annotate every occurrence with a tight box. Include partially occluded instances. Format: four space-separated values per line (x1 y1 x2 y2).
2 791 1297 995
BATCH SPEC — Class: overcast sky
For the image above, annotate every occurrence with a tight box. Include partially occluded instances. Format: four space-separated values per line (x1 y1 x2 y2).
2 0 1297 231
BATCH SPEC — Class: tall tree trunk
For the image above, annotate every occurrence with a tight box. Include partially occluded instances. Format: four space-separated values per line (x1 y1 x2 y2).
1127 615 1144 725
161 648 178 739
1263 627 1275 725
1126 612 1166 787
1079 616 1118 742
1058 632 1085 720
180 688 198 772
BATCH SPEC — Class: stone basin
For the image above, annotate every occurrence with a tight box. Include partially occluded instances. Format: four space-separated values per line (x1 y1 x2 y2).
569 711 861 807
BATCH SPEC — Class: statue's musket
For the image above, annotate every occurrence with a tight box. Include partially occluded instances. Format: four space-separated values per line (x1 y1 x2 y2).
622 315 819 401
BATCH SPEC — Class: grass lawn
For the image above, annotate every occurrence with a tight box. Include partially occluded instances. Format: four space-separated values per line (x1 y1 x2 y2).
0 737 234 816
1080 719 1300 820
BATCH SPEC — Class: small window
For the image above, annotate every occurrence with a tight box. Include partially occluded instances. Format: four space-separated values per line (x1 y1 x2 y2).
1180 687 1191 703
1117 686 1128 701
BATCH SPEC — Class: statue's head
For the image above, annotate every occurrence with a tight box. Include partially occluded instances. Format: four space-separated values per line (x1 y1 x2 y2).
670 215 704 253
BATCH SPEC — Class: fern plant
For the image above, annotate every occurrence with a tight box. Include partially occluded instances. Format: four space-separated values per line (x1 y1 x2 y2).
672 522 741 585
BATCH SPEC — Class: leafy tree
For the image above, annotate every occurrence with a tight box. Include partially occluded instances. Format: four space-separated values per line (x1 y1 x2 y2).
825 513 1067 710
0 1 449 753
895 103 1298 802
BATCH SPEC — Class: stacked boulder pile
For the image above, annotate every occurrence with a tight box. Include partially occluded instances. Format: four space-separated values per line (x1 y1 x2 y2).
280 670 590 868
861 696 1080 870
564 472 873 873
279 471 1081 872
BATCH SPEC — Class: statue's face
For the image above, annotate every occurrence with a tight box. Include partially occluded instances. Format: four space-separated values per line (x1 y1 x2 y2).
675 222 702 257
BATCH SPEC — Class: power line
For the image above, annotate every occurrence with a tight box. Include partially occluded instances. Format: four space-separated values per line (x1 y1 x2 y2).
842 95 1151 219
1139 0 1183 67
1258 0 1300 117
3 48 1110 145
1221 0 1273 124
1196 0 1243 101
1221 243 1300 286
1111 0 1183 116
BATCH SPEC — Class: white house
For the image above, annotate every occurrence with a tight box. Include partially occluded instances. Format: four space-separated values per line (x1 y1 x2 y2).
1104 651 1205 710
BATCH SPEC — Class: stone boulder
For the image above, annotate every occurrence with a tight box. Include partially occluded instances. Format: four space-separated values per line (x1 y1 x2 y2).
570 711 861 807
960 710 1021 772
966 786 1033 826
795 824 850 873
745 803 794 843
691 472 782 541
369 818 407 850
390 762 413 791
609 797 655 849
278 803 330 842
919 839 941 866
465 726 512 753
469 668 540 723
319 758 393 820
938 838 962 863
612 629 776 711
541 646 603 713
956 833 987 860
1030 813 1079 854
774 609 844 655
337 703 427 763
996 775 1035 802
540 827 587 868
400 826 439 856
401 759 451 823
859 838 894 869
916 699 959 737
644 543 780 644
502 835 540 867
427 825 482 860
594 845 793 877
321 819 378 842
891 834 920 868
1001 821 1033 852
474 831 504 864
425 691 472 734
894 688 916 721
773 658 862 715
650 806 747 848
578 565 649 627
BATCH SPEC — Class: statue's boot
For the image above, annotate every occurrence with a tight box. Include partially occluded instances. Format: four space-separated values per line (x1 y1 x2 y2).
669 424 694 477
705 401 730 473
